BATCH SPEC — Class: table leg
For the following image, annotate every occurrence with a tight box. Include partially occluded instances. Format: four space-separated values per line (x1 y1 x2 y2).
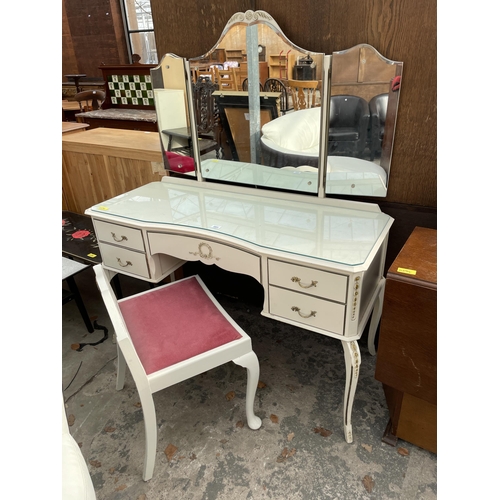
367 278 386 355
65 275 94 333
341 339 361 443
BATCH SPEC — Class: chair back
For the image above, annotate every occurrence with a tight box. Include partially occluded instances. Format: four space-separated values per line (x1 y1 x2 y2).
192 76 219 136
328 95 370 157
74 90 106 112
241 78 264 92
368 93 388 160
287 79 319 110
214 67 238 90
329 95 369 128
369 93 388 125
264 78 292 115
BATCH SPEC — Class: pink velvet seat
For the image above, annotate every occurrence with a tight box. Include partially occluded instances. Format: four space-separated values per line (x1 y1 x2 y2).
94 265 262 481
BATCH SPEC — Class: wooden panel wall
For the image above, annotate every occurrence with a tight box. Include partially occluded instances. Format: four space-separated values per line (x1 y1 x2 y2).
62 0 129 79
150 0 437 208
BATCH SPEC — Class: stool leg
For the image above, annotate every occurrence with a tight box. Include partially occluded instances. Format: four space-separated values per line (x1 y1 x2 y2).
233 351 262 430
139 391 157 481
116 345 126 390
65 275 94 333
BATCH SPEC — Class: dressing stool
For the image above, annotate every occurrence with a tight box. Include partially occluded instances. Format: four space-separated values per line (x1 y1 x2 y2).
94 264 262 481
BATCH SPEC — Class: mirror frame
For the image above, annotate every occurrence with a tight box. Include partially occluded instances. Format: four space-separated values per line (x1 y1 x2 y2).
153 10 403 199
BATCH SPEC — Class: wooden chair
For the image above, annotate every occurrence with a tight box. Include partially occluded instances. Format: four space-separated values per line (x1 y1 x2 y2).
287 79 319 110
241 78 264 91
192 76 223 158
94 264 262 481
74 90 106 112
214 67 238 91
264 78 293 115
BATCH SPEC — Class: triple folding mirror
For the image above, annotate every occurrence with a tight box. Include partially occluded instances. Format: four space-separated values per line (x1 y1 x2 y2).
151 10 403 198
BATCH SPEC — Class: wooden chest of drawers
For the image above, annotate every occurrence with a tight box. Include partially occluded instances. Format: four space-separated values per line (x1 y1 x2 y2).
374 226 437 453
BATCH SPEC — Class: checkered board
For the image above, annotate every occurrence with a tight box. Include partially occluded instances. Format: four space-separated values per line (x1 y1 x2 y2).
107 74 154 106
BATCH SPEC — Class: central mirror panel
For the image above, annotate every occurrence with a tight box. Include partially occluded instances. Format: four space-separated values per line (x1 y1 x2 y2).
188 10 326 195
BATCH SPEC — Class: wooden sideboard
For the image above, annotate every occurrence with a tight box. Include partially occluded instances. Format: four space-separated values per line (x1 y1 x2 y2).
374 226 437 453
62 128 166 214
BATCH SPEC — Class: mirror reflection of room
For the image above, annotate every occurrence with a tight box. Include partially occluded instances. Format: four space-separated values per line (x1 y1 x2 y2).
153 10 402 198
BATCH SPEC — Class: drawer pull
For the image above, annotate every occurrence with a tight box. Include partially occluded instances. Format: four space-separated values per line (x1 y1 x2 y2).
111 232 128 243
291 306 317 319
116 258 133 267
189 242 220 261
291 276 318 289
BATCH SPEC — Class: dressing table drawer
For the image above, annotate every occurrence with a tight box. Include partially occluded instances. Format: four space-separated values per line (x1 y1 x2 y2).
269 286 345 335
148 232 261 282
93 220 145 252
99 243 150 278
268 260 347 303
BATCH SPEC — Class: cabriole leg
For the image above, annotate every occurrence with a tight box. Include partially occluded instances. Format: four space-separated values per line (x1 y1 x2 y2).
341 340 361 443
139 392 157 481
233 351 262 430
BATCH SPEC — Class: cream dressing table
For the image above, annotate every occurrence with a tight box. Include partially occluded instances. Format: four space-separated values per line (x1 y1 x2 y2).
85 175 393 442
86 9 402 444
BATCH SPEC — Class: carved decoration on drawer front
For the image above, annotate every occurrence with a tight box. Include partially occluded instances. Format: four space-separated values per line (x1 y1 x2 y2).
111 232 128 243
291 306 317 319
189 242 220 261
291 276 318 289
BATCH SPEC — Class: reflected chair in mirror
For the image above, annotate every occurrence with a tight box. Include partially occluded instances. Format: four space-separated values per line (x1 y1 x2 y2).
287 79 319 110
94 264 262 481
368 93 388 161
192 76 223 158
328 95 370 158
214 67 238 91
241 78 264 92
263 78 293 115
73 90 106 112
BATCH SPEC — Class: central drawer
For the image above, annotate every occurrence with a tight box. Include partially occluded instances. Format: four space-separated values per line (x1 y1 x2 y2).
148 232 261 282
269 286 345 335
268 260 347 303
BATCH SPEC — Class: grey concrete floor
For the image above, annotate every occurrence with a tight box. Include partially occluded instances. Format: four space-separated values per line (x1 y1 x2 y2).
62 265 437 500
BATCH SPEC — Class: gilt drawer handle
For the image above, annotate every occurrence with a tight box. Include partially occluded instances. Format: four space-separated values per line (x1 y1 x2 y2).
111 232 128 243
291 277 318 289
116 258 132 267
291 306 317 319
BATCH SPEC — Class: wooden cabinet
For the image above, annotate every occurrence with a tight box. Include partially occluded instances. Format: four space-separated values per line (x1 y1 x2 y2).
62 128 165 214
375 226 437 453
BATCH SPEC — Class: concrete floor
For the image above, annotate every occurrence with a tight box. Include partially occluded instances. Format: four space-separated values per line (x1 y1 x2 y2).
62 265 437 500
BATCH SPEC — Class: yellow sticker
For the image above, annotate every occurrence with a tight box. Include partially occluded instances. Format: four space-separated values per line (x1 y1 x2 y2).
87 253 97 258
397 267 416 275
98 206 109 211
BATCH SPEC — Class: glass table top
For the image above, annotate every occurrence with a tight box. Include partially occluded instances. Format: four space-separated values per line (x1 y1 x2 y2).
89 179 393 266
